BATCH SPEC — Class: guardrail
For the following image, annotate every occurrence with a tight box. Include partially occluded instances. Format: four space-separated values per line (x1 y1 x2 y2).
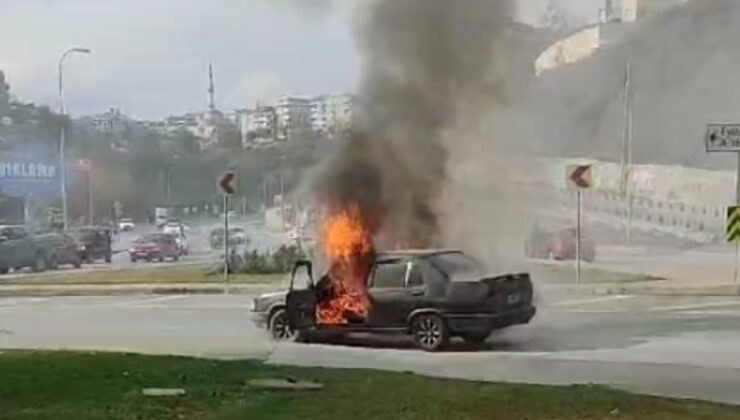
557 189 726 240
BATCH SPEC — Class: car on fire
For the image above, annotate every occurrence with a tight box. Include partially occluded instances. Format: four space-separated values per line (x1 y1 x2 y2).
252 250 536 351
524 226 595 262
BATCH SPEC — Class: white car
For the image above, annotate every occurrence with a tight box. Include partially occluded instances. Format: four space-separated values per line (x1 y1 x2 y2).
118 218 135 232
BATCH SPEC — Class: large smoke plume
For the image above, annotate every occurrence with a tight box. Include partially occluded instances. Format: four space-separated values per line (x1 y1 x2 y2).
315 0 514 248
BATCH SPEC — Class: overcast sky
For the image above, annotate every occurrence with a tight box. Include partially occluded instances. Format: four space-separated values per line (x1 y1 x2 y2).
0 0 598 120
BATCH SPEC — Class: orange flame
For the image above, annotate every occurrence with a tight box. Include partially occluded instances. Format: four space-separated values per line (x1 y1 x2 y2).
316 205 374 325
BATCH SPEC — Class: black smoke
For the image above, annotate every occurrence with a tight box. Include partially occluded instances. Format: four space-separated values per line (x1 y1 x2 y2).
315 0 513 247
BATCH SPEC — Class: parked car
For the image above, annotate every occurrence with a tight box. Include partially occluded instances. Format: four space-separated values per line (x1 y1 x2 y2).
252 250 536 351
37 233 82 269
72 227 113 263
129 233 180 262
0 225 56 274
118 218 135 232
210 227 248 249
524 226 595 262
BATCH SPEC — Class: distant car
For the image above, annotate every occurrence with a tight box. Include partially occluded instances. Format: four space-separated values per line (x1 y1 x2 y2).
210 227 247 249
0 225 56 274
525 227 595 262
38 233 82 269
252 250 536 351
118 218 135 232
129 233 180 263
72 227 113 264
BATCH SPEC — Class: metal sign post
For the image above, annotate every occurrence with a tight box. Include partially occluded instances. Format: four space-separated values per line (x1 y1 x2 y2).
223 194 229 293
218 171 237 294
567 165 593 284
705 124 740 285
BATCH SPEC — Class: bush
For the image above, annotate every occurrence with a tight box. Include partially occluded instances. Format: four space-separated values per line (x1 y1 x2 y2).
235 245 306 275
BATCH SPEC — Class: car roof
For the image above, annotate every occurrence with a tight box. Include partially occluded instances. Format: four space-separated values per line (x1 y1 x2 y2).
375 249 463 262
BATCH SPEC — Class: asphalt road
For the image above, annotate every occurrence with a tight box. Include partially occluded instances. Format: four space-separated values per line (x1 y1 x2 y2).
1 288 739 404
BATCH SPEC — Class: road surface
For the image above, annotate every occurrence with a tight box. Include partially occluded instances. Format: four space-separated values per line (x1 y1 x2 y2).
1 287 739 404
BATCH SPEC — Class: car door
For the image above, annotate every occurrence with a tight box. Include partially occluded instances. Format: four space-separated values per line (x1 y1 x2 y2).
9 227 33 267
286 260 316 330
367 260 425 327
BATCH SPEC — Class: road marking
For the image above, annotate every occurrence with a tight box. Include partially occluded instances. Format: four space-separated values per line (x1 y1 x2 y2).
678 310 740 317
548 295 632 308
654 300 740 312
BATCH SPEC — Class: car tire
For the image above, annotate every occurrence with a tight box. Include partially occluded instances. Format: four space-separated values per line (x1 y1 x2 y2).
411 313 449 352
268 308 298 341
73 259 82 269
130 257 137 263
33 255 47 273
173 255 179 262
105 254 112 264
158 256 165 263
0 268 8 275
48 256 59 270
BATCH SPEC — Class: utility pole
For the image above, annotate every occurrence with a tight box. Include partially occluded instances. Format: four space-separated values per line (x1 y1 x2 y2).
621 58 634 246
208 63 216 112
58 47 91 230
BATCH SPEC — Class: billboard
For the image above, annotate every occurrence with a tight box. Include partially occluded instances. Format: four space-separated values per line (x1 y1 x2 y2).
0 152 62 199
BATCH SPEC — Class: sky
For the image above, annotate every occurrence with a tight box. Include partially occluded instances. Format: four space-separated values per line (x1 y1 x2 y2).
0 0 598 120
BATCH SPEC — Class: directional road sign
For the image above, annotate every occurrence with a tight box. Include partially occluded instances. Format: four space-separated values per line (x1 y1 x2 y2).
727 206 740 242
218 171 236 195
706 124 740 152
567 165 593 190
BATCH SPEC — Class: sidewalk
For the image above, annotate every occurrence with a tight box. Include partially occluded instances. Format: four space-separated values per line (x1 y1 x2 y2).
0 282 281 297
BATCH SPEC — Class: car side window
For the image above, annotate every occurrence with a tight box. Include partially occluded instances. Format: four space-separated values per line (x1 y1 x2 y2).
406 263 424 287
372 262 406 289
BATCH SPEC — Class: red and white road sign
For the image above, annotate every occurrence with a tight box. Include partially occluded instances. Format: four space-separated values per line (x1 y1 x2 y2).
567 165 592 190
74 159 93 173
218 171 237 195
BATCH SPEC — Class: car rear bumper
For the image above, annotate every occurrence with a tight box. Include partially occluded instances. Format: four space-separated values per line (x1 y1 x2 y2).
130 252 161 259
444 306 536 334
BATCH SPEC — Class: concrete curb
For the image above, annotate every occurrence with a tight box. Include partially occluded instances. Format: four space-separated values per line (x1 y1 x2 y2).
0 283 281 298
559 283 740 297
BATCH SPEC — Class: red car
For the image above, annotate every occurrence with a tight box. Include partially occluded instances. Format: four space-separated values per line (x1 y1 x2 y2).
129 234 180 263
525 227 595 262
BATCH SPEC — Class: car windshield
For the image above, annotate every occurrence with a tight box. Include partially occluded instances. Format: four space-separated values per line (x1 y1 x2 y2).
427 252 483 281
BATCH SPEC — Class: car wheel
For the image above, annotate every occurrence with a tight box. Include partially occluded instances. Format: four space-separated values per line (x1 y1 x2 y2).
411 314 449 352
268 308 298 341
0 267 8 275
173 255 179 262
158 256 165 263
130 256 137 263
73 259 82 269
33 255 47 273
104 254 112 264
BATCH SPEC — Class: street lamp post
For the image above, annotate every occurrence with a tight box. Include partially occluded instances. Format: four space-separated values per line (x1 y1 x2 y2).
58 47 91 230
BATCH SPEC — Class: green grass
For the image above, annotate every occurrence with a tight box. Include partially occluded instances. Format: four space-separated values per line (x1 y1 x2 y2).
0 351 738 420
3 268 285 286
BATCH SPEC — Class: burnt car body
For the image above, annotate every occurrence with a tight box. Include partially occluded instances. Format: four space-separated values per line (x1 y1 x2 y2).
129 233 180 262
72 227 113 263
252 250 535 351
525 227 595 262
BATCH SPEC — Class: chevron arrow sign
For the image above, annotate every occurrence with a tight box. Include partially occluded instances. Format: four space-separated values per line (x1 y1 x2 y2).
727 206 740 242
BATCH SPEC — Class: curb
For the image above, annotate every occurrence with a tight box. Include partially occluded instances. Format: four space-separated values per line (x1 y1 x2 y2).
560 283 740 297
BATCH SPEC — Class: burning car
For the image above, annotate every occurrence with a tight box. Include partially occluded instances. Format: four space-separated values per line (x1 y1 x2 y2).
252 249 536 351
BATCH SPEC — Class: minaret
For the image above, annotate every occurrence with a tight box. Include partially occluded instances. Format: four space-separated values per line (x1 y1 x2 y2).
208 63 216 112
